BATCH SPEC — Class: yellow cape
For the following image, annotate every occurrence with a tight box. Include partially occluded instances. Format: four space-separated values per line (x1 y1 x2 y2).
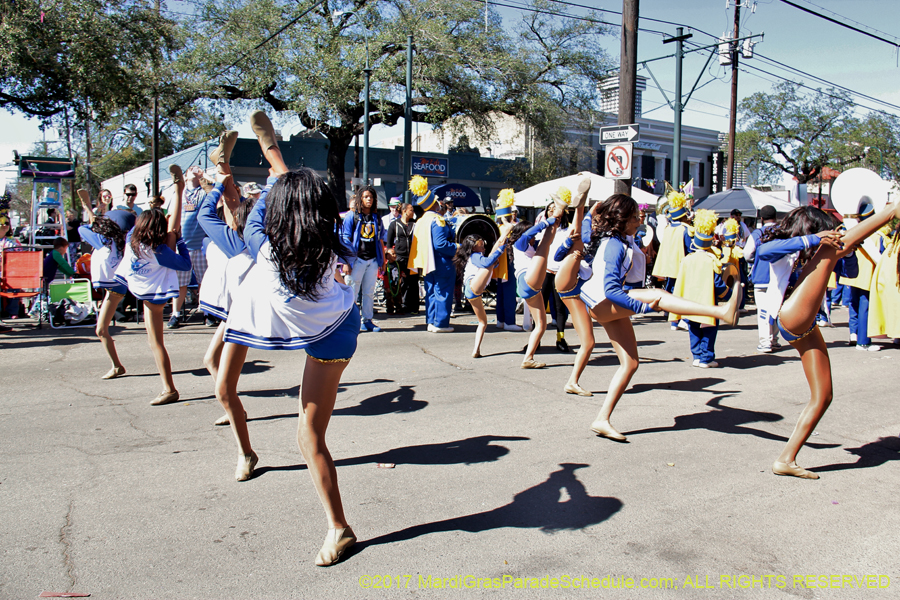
670 250 719 326
409 211 440 275
492 251 509 281
652 222 688 279
868 237 900 338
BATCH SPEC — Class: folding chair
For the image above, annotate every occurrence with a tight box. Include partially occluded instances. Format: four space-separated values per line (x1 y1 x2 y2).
0 248 44 327
48 278 95 329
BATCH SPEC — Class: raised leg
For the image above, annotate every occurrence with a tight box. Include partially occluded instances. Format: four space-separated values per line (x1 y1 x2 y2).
773 327 831 479
524 224 558 292
96 290 125 378
251 111 289 175
629 285 741 325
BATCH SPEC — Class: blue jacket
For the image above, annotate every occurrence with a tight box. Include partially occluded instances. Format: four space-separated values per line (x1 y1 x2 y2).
341 211 384 268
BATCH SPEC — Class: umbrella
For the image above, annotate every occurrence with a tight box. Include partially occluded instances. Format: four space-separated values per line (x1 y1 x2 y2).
512 172 660 208
431 183 482 208
692 187 797 217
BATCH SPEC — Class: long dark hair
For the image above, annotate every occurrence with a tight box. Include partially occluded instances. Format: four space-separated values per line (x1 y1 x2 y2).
507 220 533 246
130 209 168 258
454 234 485 277
760 206 838 267
585 194 637 259
265 168 351 300
91 216 126 255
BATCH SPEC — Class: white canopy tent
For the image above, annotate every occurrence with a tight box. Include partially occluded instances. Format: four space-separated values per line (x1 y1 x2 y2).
692 187 798 217
511 172 661 208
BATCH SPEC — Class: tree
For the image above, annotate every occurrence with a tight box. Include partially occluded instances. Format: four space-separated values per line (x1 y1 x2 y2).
736 82 900 185
0 0 178 121
182 0 612 203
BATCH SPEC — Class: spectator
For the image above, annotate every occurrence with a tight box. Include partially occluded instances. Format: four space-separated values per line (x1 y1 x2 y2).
386 202 418 314
65 209 82 265
116 184 144 216
381 197 401 241
341 185 384 332
95 189 114 216
1 213 23 320
715 208 751 245
169 166 208 328
43 237 76 286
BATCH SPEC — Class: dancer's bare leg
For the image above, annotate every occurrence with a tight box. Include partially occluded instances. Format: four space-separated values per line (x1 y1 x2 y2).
522 293 547 365
524 223 558 292
215 341 256 479
297 357 358 566
97 290 125 378
773 328 831 479
470 296 487 358
143 302 176 394
588 310 638 441
562 296 594 395
628 285 741 325
555 248 584 294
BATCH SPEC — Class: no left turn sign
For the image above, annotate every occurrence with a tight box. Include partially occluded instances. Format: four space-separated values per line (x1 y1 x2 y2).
605 143 633 180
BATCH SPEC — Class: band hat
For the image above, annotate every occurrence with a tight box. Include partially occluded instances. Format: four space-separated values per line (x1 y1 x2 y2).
550 186 573 210
858 202 875 220
723 217 741 243
409 176 437 211
664 181 688 221
495 188 516 218
692 209 717 249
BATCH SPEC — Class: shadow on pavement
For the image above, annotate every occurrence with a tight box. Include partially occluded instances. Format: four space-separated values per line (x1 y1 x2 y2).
811 437 900 473
335 434 530 467
358 463 622 549
625 394 840 449
333 385 427 416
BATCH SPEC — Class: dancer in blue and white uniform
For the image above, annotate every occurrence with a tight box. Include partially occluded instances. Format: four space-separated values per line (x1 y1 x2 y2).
215 111 359 567
453 224 512 358
579 194 740 442
197 164 257 426
114 165 191 406
76 190 135 380
508 201 563 368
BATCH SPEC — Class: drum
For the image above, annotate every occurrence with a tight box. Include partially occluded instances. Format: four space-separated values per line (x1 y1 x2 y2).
455 214 501 249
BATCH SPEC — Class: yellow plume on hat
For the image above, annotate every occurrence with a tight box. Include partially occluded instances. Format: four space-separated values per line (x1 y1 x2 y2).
693 209 718 237
724 218 740 236
497 188 516 210
409 175 429 197
556 186 572 206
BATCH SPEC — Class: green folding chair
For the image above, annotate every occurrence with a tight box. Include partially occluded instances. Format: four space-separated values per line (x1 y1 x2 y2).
48 278 95 329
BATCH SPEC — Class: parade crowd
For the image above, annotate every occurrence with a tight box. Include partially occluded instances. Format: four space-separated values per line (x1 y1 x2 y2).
3 111 899 568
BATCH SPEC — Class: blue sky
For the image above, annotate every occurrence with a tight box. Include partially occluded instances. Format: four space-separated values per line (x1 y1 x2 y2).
2 0 898 162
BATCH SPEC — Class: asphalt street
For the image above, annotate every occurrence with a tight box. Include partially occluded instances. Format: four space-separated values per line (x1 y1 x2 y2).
1 306 898 599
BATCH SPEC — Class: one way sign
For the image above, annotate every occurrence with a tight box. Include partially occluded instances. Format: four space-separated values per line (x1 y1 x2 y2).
599 124 640 144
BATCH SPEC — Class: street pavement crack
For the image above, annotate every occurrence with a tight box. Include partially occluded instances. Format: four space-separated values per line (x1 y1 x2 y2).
59 499 77 592
413 343 471 371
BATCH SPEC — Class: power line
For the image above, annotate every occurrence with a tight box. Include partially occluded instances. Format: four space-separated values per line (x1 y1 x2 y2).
739 62 900 119
754 52 900 113
795 0 900 44
541 0 720 39
777 0 900 50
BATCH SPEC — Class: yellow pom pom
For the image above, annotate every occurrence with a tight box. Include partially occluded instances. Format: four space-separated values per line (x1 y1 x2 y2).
557 186 572 206
667 191 686 209
497 188 516 209
692 209 718 236
725 218 740 236
409 175 428 197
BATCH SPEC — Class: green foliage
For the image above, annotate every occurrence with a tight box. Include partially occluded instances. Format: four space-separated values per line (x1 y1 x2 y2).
182 0 612 198
0 0 179 120
736 82 900 184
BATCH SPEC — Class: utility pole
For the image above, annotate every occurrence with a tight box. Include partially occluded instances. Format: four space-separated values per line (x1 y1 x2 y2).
664 27 691 188
151 0 161 199
615 0 639 196
403 35 413 203
726 1 741 190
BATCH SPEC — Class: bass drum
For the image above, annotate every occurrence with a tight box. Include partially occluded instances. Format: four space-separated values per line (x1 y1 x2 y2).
455 214 501 249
